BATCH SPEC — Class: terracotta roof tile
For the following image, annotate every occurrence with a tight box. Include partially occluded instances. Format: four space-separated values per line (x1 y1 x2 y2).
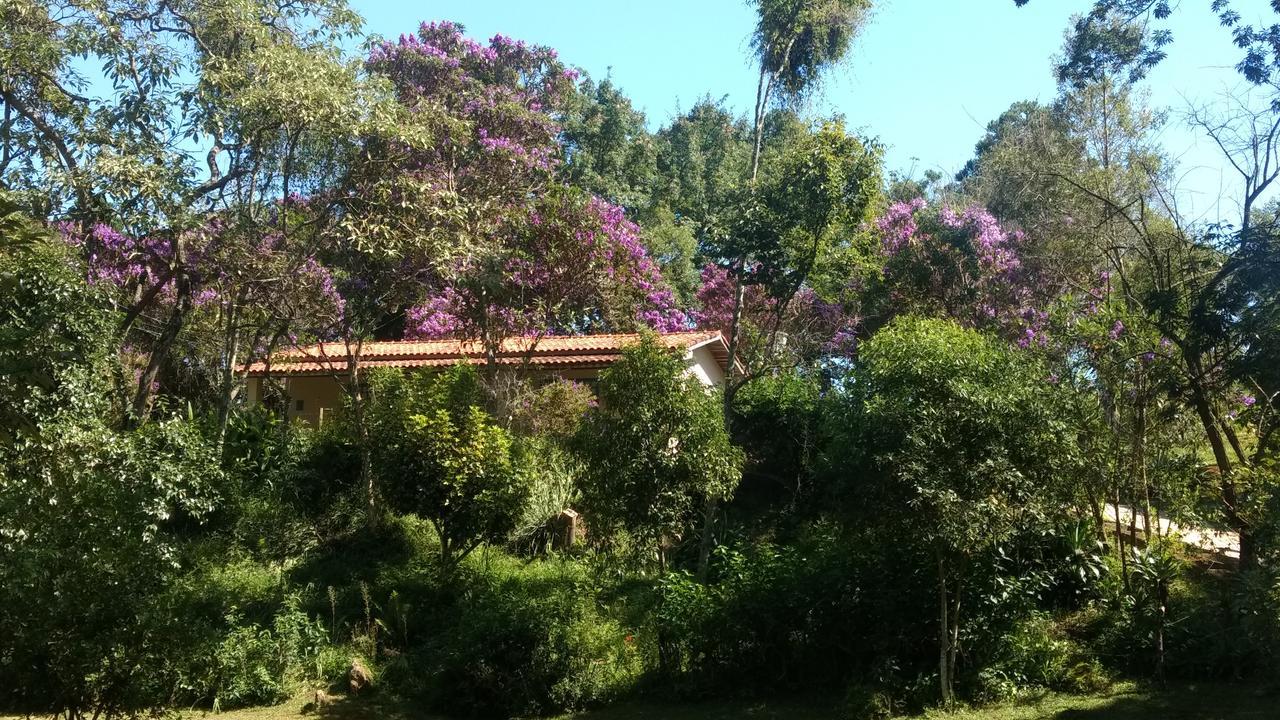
243 331 728 377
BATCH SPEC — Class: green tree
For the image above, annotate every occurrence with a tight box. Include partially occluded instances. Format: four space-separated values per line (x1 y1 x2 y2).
715 0 874 405
0 193 115 440
695 118 879 577
575 334 743 569
650 99 750 245
1 0 406 422
370 366 526 570
1015 1 1280 85
0 200 220 717
561 74 656 212
850 316 1074 704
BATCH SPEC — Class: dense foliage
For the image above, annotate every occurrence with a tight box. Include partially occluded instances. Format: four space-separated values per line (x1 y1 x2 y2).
575 334 744 567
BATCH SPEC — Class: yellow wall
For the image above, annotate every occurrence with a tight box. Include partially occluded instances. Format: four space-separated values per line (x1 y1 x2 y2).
247 375 344 428
285 375 343 427
247 354 724 428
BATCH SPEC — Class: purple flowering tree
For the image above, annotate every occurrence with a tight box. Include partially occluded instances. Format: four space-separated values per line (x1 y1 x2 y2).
404 190 688 363
62 209 345 444
359 22 578 255
872 199 1052 347
367 23 688 367
306 22 693 515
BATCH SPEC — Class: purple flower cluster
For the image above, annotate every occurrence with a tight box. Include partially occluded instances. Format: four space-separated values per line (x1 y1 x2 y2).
589 198 688 332
369 23 687 343
876 197 925 253
693 264 860 356
477 129 559 171
406 287 463 338
61 223 171 290
876 200 1048 349
405 195 688 341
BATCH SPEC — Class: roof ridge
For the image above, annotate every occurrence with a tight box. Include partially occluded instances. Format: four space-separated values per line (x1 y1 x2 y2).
241 330 730 377
284 330 717 347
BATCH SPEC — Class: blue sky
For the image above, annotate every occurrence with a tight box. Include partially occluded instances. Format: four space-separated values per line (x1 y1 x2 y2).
354 0 1276 224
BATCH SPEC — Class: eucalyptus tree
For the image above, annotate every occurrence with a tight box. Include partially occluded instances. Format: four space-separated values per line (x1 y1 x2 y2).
714 0 875 414
684 1 876 578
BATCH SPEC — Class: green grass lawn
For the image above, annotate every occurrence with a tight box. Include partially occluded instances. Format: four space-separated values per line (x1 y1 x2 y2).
165 682 1277 720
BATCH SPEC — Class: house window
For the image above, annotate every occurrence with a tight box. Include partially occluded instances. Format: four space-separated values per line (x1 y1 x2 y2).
295 399 305 412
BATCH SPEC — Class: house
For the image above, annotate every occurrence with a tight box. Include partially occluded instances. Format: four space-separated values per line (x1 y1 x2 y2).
241 330 734 426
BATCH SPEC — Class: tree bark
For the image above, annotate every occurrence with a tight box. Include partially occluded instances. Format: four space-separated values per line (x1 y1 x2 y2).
1186 371 1253 567
1115 481 1129 590
937 550 954 706
699 262 747 582
1090 497 1106 538
215 297 243 452
129 252 190 426
1155 578 1168 685
345 341 376 522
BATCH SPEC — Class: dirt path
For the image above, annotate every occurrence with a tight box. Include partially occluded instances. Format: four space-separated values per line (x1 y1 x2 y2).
1103 504 1240 560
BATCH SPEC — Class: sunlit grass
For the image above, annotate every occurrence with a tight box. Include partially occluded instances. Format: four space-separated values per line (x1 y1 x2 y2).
153 681 1277 720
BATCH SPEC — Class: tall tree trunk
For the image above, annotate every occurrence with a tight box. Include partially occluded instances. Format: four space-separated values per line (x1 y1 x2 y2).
948 590 961 698
937 550 954 706
130 266 191 427
345 342 376 522
699 262 747 582
215 298 243 452
1090 496 1106 538
1220 418 1250 468
696 47 790 582
1127 496 1139 552
1136 386 1154 544
1155 578 1168 684
1115 481 1129 590
1186 370 1252 567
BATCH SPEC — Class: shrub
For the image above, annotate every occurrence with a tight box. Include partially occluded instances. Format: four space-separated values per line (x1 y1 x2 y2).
509 376 596 440
976 613 1079 700
0 416 220 717
575 333 742 566
222 408 364 554
422 553 640 717
653 533 878 695
842 684 894 720
509 438 582 554
370 366 527 569
731 370 824 509
202 601 335 709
